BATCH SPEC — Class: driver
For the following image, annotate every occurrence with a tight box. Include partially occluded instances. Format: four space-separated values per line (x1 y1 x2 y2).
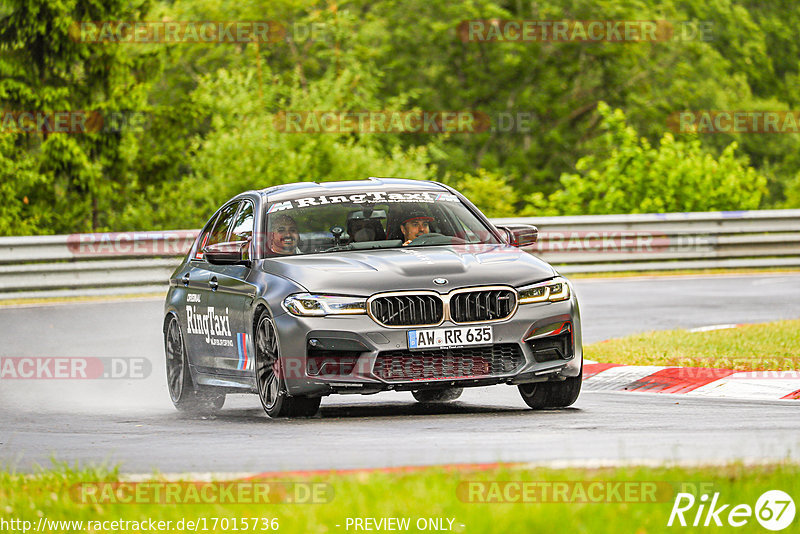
267 214 300 255
400 210 433 246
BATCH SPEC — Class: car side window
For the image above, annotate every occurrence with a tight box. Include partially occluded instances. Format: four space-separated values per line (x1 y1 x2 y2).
230 201 254 242
192 215 218 260
206 202 239 248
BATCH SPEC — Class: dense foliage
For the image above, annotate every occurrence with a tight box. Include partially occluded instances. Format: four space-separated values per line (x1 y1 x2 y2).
1 0 798 234
531 103 768 215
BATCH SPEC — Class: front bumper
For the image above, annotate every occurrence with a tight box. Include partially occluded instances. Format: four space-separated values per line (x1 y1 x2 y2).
273 295 583 397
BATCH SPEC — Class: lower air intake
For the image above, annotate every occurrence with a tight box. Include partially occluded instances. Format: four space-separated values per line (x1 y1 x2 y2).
373 344 524 381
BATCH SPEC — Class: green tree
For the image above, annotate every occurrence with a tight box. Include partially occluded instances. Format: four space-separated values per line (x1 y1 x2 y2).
443 168 520 218
4 0 799 234
531 102 767 215
0 134 47 234
0 0 159 234
114 58 437 229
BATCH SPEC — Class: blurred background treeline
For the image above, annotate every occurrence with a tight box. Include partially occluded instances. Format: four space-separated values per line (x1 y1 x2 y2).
1 0 799 235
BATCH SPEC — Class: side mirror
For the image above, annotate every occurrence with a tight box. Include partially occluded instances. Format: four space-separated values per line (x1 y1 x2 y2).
497 224 538 248
204 240 251 266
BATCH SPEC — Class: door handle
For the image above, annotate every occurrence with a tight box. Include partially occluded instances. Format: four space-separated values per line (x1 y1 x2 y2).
209 277 219 291
181 273 190 287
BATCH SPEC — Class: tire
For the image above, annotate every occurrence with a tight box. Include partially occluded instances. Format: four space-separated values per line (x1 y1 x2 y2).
518 369 582 409
254 311 321 418
412 388 463 403
164 315 225 413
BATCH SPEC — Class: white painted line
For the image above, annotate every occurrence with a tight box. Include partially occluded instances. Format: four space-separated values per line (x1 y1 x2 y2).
687 324 741 333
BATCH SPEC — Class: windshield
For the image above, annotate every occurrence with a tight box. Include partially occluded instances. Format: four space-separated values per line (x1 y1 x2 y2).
262 190 501 257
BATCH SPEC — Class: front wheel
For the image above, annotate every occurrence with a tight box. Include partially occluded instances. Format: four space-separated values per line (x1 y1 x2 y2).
255 312 321 418
518 370 582 409
164 315 225 413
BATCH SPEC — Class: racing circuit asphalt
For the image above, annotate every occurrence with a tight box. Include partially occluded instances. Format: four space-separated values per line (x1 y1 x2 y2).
1 273 799 473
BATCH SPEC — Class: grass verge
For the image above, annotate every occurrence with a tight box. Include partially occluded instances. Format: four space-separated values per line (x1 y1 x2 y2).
1 463 798 533
585 319 800 370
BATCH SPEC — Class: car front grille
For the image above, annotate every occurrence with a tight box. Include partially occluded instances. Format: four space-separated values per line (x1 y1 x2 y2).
372 344 524 381
369 294 443 327
368 286 518 327
450 289 516 324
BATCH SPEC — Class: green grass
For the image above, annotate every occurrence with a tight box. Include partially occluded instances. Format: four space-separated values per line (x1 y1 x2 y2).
2 463 799 533
586 319 800 370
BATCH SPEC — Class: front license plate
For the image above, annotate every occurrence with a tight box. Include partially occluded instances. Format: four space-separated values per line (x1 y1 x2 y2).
407 326 493 350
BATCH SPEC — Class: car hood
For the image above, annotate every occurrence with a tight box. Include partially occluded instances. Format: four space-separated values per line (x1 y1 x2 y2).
262 244 557 295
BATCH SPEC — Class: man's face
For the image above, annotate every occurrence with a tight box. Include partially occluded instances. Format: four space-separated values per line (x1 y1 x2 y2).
401 218 430 242
268 216 299 254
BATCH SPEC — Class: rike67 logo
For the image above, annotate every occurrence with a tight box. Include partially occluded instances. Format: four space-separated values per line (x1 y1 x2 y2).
668 490 795 530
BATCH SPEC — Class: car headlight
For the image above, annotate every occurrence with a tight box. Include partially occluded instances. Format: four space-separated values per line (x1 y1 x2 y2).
518 277 571 304
283 293 367 316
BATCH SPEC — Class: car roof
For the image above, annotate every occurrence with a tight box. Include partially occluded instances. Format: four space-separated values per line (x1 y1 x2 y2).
255 178 450 202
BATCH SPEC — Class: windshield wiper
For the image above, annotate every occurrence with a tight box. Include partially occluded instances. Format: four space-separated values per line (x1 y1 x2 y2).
321 244 355 253
321 241 403 253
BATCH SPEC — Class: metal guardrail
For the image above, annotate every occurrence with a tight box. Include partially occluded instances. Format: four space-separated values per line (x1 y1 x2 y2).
0 209 798 299
495 209 800 272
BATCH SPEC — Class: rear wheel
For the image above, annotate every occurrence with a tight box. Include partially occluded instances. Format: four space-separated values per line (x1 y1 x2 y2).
412 388 463 403
518 370 582 409
255 312 321 418
164 315 225 413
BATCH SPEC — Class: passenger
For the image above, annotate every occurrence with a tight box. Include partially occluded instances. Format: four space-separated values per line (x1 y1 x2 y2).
267 214 300 255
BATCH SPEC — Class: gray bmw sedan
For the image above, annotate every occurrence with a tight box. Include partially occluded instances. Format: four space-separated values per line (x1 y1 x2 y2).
163 178 582 417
